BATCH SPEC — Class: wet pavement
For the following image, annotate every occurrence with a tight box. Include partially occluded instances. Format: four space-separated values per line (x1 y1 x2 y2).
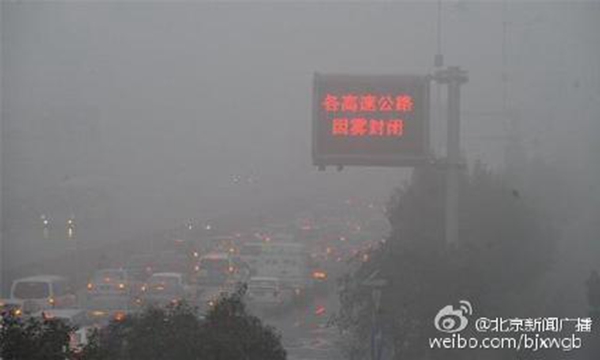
263 287 344 360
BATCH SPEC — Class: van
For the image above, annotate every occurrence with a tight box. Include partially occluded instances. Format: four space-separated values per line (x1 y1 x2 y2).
10 275 76 312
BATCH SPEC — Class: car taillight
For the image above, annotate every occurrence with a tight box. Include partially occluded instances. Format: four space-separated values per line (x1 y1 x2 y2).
114 312 126 322
91 310 106 317
312 271 327 280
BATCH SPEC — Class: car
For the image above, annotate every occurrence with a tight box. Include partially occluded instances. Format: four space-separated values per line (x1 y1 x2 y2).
198 284 234 312
32 308 90 327
141 272 191 307
87 269 132 296
125 254 156 282
194 253 249 286
10 275 76 313
86 268 136 310
0 298 24 318
86 308 130 326
246 276 289 310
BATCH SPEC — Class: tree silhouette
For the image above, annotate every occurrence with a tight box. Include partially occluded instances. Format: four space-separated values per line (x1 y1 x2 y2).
0 313 74 360
336 162 558 360
80 285 286 360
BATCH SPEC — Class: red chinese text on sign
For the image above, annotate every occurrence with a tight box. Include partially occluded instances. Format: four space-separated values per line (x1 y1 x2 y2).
322 94 339 112
341 94 359 112
332 118 349 135
369 119 385 136
378 95 394 111
395 95 414 112
360 95 378 112
331 118 405 137
386 119 404 136
350 118 368 136
314 74 429 167
323 94 414 113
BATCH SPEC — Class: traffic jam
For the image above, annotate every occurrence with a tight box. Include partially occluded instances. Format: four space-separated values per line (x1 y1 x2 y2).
0 201 388 356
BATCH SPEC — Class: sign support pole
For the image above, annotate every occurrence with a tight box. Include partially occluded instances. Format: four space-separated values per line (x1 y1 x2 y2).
435 67 468 245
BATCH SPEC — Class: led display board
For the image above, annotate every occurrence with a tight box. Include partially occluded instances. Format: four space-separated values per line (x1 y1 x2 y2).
313 74 430 167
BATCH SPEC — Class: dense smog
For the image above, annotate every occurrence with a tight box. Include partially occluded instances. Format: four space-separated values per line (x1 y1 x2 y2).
1 1 599 359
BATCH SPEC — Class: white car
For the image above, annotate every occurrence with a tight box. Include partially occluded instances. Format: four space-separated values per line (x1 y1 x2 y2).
246 277 289 309
86 269 132 296
141 272 191 307
86 269 134 312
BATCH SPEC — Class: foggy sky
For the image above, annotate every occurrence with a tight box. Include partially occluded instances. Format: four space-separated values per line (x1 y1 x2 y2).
2 1 599 268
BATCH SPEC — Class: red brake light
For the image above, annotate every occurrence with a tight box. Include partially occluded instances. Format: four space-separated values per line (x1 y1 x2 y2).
114 312 126 322
313 271 327 280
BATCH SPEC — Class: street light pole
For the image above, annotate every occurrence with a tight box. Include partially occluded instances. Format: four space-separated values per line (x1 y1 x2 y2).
434 66 468 246
362 271 388 360
66 216 79 285
41 214 50 241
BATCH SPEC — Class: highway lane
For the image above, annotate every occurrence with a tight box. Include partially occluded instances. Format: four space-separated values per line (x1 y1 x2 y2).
262 286 344 360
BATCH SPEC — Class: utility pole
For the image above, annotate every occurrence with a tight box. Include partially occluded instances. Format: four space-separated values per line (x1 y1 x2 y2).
434 67 468 245
0 1 3 296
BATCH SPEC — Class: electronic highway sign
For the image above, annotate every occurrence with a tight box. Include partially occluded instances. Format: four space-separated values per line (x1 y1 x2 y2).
313 74 430 167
